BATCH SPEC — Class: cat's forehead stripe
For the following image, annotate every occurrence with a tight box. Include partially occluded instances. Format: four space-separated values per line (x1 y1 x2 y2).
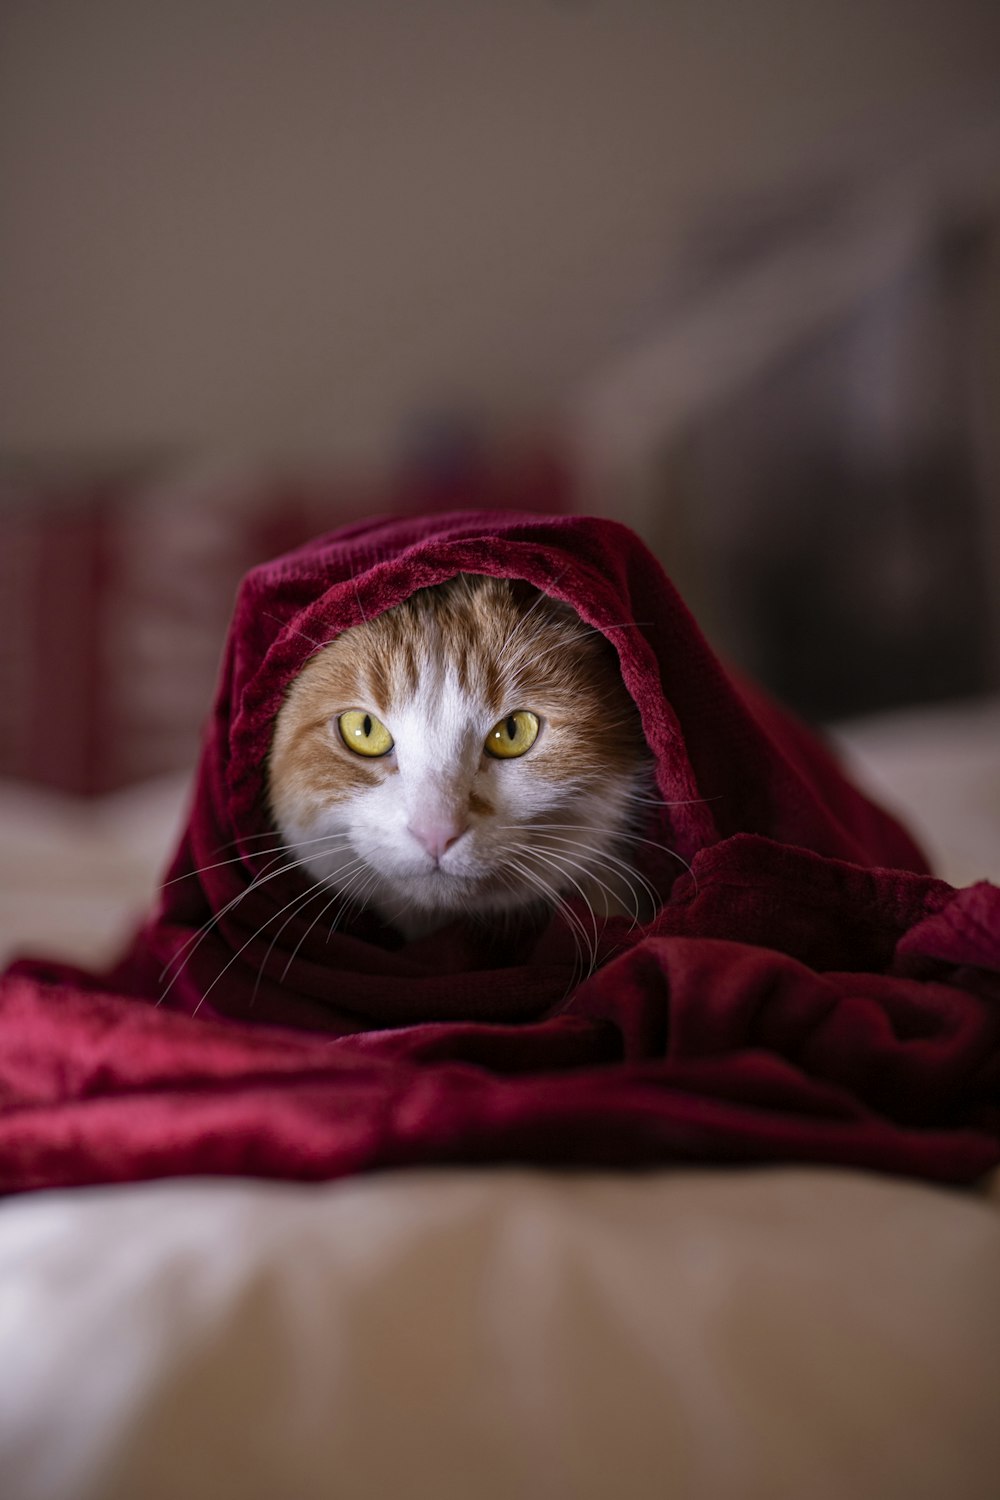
355 584 516 716
403 636 421 696
365 643 390 716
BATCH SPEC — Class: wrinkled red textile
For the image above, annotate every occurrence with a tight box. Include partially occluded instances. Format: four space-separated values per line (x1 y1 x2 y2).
2 510 999 1192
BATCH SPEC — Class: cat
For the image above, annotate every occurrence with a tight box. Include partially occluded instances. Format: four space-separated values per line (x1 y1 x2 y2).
267 573 655 952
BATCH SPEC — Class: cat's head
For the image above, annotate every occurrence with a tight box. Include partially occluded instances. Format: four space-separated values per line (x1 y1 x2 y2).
267 573 652 940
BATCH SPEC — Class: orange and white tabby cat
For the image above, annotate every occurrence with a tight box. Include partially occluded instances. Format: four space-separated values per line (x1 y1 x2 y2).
268 574 653 945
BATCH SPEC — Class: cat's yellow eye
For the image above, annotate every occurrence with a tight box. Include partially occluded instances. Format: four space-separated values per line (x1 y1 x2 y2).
338 709 394 757
485 710 540 759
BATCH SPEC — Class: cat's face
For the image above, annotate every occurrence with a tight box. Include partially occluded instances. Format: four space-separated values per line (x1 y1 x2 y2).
268 574 651 940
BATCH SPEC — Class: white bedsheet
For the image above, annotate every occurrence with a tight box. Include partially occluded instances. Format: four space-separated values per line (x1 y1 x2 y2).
828 695 1000 888
1 1167 999 1500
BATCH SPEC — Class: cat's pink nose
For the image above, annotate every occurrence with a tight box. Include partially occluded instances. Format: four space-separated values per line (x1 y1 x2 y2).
408 818 468 861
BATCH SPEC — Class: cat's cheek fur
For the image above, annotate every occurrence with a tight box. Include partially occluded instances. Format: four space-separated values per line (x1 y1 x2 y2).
281 760 645 939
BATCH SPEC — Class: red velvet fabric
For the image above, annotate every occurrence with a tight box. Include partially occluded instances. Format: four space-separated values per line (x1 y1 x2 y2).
3 510 998 1192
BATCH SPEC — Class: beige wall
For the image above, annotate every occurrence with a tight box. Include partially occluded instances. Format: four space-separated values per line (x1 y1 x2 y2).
2 0 999 466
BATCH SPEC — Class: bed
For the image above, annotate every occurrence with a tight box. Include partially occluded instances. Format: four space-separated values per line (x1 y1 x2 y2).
1 694 998 1500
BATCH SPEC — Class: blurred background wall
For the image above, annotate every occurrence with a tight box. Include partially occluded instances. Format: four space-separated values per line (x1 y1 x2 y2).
1 0 999 791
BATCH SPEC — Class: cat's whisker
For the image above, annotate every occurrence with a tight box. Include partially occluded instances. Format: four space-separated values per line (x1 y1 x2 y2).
523 831 661 924
620 790 723 808
250 880 341 1004
264 609 338 655
332 883 377 940
166 831 355 887
507 860 585 991
516 619 652 674
495 822 661 921
158 847 312 982
528 836 647 929
212 828 318 851
157 849 337 1000
159 862 291 994
192 875 350 1017
508 855 593 988
351 577 369 627
493 567 570 672
524 847 601 969
328 863 381 940
250 854 369 1001
279 888 344 983
518 820 698 894
607 829 698 892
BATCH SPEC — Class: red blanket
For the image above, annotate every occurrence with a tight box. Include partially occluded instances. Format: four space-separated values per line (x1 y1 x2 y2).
3 511 998 1191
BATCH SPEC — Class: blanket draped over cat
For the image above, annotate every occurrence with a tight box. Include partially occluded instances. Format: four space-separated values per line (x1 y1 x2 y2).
3 510 998 1191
